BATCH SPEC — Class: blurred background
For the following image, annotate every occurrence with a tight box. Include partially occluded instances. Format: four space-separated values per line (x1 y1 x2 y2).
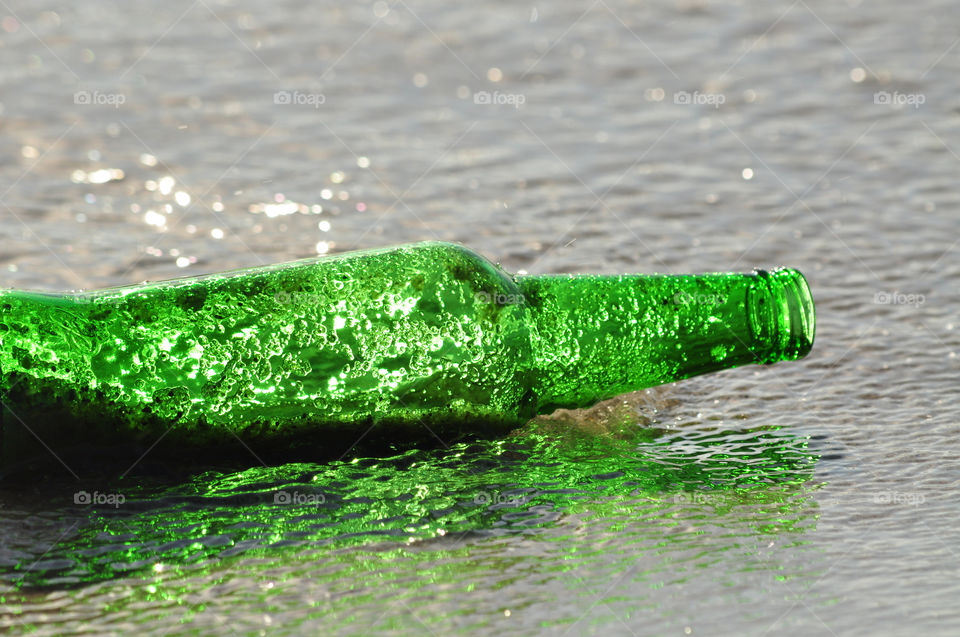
1 0 959 635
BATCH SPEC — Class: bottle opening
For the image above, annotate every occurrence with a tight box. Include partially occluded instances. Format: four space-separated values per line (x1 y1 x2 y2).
749 268 816 363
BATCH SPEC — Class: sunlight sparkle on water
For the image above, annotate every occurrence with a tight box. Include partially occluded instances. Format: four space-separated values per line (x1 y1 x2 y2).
71 168 125 184
249 193 325 218
158 176 175 195
144 210 166 228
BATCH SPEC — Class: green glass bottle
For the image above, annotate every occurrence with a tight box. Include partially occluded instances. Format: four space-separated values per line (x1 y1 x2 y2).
0 241 814 467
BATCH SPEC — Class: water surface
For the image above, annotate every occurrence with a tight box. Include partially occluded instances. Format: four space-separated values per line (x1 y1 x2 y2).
1 0 958 634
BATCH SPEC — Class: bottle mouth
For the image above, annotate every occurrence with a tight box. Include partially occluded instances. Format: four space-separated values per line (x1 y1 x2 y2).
749 268 816 363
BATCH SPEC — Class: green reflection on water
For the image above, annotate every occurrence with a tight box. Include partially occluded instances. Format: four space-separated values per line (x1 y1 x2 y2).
0 417 818 607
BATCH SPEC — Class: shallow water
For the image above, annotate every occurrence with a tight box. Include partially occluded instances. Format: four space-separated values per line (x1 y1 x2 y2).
1 0 959 634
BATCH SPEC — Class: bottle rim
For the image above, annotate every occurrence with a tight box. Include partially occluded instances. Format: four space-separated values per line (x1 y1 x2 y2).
750 268 816 363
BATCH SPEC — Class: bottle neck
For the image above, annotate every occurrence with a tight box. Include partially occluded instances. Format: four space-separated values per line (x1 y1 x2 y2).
515 268 814 413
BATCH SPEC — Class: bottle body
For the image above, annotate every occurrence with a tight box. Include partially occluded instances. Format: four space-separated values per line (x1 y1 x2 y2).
0 243 537 463
0 241 814 466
